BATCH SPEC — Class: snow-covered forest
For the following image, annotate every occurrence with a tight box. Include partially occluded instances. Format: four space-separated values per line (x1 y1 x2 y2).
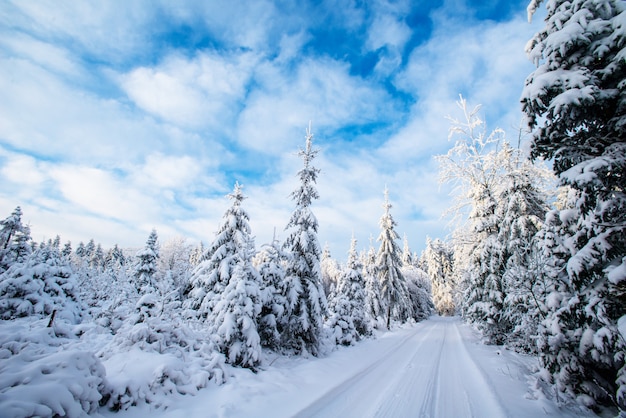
0 0 625 416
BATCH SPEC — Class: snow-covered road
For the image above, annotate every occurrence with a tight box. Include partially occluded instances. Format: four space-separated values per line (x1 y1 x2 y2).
108 317 588 417
296 317 507 417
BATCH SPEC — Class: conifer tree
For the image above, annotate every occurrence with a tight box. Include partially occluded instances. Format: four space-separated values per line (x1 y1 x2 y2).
133 229 159 294
321 244 340 299
363 238 385 327
523 0 626 409
328 236 371 345
188 183 262 368
376 188 410 329
421 237 456 316
255 237 288 350
281 125 327 355
0 237 81 322
0 206 32 272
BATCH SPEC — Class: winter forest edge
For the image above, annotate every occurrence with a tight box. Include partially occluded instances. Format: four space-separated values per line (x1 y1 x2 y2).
1 0 625 416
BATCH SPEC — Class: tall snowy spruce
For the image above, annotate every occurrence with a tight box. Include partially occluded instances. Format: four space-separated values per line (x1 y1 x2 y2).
523 0 626 410
497 143 551 353
133 229 159 294
363 239 385 328
187 183 262 368
328 236 371 345
376 189 411 329
0 206 32 273
281 125 327 355
254 237 288 350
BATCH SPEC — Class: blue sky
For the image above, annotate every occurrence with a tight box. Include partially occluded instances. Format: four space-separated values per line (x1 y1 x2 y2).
0 0 544 259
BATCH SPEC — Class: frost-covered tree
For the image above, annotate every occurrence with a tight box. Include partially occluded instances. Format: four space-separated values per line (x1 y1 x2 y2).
321 244 341 300
158 236 193 302
0 240 81 323
437 98 552 345
421 237 456 316
402 265 434 321
437 98 509 342
522 0 626 409
61 241 72 259
328 236 371 345
281 125 327 355
254 237 288 350
187 183 262 368
401 235 413 266
0 207 32 273
133 229 159 294
105 244 126 272
376 188 411 329
497 143 552 352
363 239 385 327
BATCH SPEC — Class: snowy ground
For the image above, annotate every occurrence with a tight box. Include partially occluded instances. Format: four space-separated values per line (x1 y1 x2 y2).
103 316 593 418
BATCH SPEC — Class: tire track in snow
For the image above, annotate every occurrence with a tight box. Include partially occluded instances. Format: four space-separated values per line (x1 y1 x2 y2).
450 319 508 417
294 317 510 418
293 322 439 417
374 319 448 418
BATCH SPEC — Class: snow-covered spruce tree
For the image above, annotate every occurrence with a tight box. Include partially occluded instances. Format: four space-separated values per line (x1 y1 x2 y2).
522 0 626 409
497 142 552 353
401 235 413 266
363 239 385 328
328 236 371 345
133 229 159 294
0 206 32 273
0 239 81 323
421 237 456 316
321 244 341 301
281 125 327 355
254 237 288 350
376 188 411 329
184 190 248 319
191 183 262 368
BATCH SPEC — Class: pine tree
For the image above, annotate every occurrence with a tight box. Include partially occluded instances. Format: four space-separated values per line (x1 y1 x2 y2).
0 207 32 273
421 237 456 316
523 0 626 409
133 229 159 294
497 143 551 352
363 239 385 327
401 235 413 266
205 183 262 368
184 183 262 367
321 244 340 300
0 239 81 323
281 125 327 355
328 236 371 345
376 188 410 329
255 237 288 350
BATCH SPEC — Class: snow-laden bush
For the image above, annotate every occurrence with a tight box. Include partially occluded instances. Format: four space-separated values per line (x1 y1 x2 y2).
100 294 226 410
0 244 81 323
0 319 107 418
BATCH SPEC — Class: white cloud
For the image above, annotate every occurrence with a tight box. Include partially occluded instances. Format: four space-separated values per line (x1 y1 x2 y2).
0 0 548 261
367 14 411 52
119 51 257 129
236 58 395 154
